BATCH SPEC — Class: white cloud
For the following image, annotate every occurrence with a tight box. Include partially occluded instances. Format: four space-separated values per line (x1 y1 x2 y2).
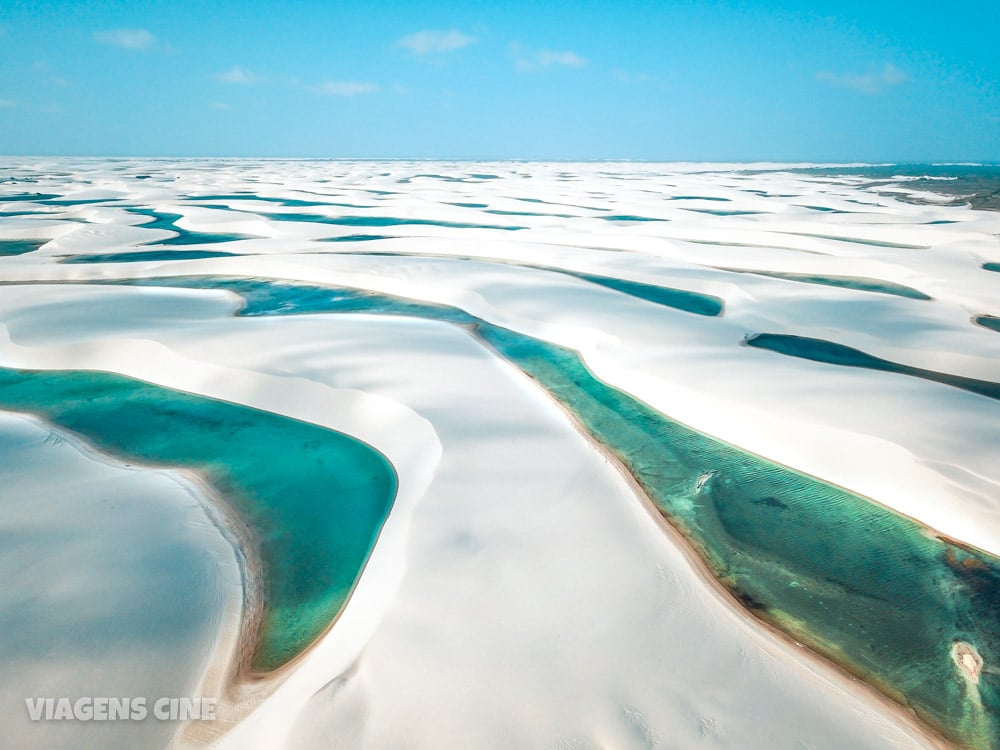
216 66 259 84
311 81 379 96
397 29 475 55
537 50 586 68
512 43 587 72
614 69 654 84
93 28 157 50
816 63 908 95
33 63 70 88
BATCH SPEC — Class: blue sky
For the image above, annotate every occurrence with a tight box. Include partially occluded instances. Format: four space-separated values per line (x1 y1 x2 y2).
1 0 998 160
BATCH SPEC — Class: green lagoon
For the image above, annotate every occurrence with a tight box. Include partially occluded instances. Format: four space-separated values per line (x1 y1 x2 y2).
117 274 1000 747
481 326 1000 750
0 368 397 673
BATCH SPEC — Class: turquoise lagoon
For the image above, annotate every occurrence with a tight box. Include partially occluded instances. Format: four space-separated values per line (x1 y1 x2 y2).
117 274 1000 748
127 208 257 246
336 250 724 317
258 210 526 231
63 249 237 263
976 316 1000 334
0 239 44 256
0 368 397 673
746 333 1000 402
721 269 932 300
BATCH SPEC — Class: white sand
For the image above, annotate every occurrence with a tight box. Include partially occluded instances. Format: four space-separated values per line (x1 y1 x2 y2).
3 159 996 748
0 412 241 750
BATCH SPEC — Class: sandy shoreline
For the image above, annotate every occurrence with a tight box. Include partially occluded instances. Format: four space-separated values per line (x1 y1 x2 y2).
473 328 956 750
0 409 246 750
0 384 415 746
0 296 948 743
0 300 959 748
0 413 270 742
565 405 953 750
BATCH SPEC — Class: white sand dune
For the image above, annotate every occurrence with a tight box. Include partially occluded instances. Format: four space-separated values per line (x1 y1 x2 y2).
2 159 997 749
0 412 241 750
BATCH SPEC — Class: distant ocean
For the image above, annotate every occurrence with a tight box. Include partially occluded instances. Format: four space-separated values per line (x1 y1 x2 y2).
751 163 1000 210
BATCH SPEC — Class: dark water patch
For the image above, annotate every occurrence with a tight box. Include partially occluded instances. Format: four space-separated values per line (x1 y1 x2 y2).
131 276 477 326
40 198 119 206
927 220 958 225
261 212 525 231
844 198 888 207
126 208 258 246
683 208 766 216
446 202 489 209
114 274 1000 747
568 272 723 316
318 234 391 243
797 205 851 214
984 263 1000 273
753 496 789 509
184 194 340 208
746 333 1000 402
601 214 668 222
975 316 1000 334
484 209 575 218
417 174 466 182
0 193 59 202
398 174 468 184
787 232 928 249
329 249 723 316
685 238 831 255
741 189 803 198
516 197 611 211
720 268 931 300
469 173 500 180
295 201 376 209
0 239 45 256
670 195 732 202
62 249 237 264
0 367 396 673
